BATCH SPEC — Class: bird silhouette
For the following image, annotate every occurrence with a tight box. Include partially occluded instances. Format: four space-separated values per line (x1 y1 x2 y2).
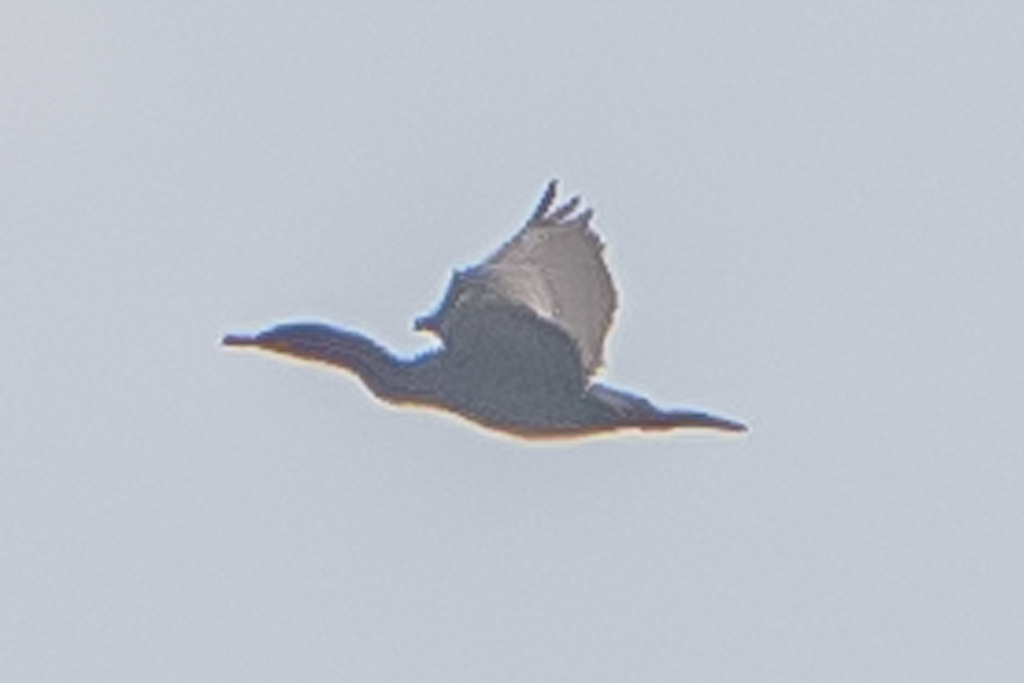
223 181 746 438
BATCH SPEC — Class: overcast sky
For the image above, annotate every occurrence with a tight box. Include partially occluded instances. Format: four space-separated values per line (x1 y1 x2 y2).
3 1 1022 681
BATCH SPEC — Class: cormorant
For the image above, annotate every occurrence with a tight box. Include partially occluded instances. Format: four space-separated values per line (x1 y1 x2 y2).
224 181 746 438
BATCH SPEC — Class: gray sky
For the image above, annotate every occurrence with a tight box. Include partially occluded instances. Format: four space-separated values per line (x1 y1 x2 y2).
3 1 1022 680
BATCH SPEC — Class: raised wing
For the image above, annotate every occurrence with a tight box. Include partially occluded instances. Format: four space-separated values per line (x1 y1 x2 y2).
471 181 617 376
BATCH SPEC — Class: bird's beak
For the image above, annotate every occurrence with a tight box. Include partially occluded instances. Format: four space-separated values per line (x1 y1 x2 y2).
222 333 257 347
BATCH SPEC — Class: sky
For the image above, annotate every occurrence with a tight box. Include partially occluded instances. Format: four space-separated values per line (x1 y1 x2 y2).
2 1 1022 680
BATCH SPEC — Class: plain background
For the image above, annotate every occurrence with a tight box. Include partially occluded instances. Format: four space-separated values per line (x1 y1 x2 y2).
3 1 1022 681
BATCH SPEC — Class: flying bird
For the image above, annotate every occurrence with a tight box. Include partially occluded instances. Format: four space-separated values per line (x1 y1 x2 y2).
223 181 746 438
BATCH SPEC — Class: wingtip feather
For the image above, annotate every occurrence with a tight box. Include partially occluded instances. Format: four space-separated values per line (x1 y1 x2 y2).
529 180 559 223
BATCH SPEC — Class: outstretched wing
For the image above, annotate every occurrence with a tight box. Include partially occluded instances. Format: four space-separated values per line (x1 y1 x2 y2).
471 181 617 376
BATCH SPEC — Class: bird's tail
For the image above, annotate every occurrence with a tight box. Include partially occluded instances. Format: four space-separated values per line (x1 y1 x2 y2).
589 384 747 433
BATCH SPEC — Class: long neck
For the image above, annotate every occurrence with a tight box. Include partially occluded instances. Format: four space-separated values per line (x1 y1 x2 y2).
225 323 434 404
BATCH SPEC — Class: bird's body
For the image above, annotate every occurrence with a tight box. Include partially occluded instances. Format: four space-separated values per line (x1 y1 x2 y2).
224 182 745 437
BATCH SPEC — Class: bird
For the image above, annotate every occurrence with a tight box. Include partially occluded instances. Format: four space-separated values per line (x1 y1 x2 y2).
223 181 746 438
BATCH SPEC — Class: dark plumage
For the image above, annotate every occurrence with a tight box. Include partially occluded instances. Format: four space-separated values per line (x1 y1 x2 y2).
223 181 746 438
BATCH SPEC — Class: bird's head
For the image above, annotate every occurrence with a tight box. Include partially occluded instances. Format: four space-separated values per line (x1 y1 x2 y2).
222 323 351 362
